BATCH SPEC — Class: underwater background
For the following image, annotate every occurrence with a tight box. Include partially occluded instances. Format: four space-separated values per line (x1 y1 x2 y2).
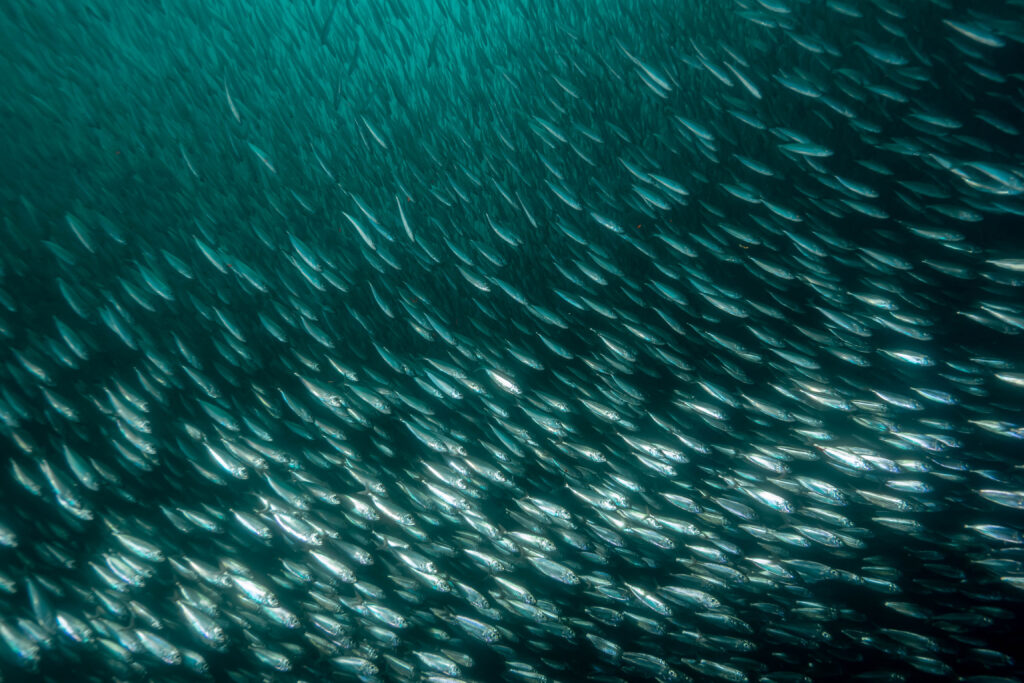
2 0 1024 680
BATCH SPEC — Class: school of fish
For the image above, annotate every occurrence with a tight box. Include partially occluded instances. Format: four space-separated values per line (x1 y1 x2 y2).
2 0 1024 680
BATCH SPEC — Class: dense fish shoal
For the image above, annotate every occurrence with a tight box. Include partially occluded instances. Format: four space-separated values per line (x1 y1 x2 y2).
1 0 1024 681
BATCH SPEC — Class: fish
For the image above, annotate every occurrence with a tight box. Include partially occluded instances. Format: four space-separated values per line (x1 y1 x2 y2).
1 0 1024 681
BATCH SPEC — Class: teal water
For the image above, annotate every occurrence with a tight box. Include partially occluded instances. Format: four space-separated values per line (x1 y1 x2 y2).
2 0 1024 681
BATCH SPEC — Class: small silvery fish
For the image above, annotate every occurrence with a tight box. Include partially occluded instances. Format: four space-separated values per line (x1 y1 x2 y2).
1 0 1023 681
